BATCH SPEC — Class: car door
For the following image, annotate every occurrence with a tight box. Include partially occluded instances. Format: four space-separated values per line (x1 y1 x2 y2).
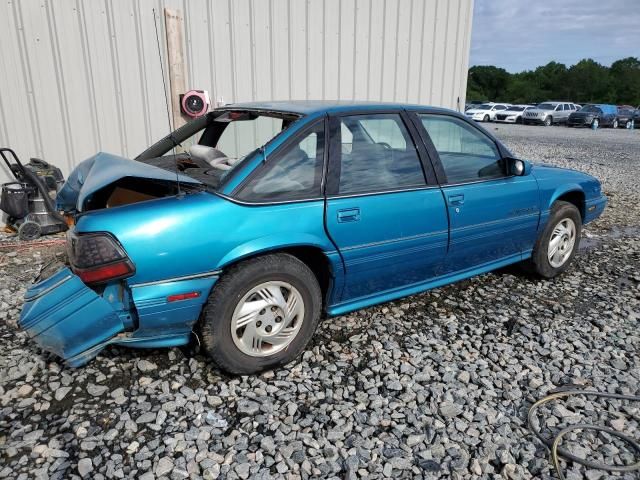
324 111 448 303
413 112 540 273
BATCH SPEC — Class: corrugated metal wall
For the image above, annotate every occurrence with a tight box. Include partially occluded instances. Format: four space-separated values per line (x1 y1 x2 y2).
0 0 473 182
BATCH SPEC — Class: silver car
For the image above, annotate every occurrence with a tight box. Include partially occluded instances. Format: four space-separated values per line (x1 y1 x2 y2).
523 102 579 126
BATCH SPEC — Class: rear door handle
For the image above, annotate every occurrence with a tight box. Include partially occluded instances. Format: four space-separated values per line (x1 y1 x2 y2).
337 208 360 223
448 194 465 206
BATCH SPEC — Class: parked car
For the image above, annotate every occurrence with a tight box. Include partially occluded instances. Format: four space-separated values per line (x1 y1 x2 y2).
18 101 607 373
567 104 618 128
523 102 579 126
464 102 510 122
616 106 636 128
494 105 535 124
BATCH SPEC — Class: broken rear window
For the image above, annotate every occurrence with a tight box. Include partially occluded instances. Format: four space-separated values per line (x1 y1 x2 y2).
135 109 301 190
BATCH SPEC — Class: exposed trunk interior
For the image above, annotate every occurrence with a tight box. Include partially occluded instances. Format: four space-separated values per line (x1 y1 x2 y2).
82 176 196 212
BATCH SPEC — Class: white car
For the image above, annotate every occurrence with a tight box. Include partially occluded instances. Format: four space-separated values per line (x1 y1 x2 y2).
494 105 535 124
464 103 510 122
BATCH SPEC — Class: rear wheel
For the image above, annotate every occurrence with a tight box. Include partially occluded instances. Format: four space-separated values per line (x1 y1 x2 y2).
200 253 322 374
528 201 581 278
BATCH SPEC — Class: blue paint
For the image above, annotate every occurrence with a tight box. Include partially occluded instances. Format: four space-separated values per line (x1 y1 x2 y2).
19 101 607 366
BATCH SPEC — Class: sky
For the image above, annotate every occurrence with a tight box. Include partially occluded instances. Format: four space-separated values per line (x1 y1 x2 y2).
470 0 640 72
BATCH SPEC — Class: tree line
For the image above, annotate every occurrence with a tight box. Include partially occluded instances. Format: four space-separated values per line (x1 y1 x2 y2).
467 57 640 106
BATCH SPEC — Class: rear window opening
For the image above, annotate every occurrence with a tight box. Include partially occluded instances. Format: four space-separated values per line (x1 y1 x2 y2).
82 177 200 212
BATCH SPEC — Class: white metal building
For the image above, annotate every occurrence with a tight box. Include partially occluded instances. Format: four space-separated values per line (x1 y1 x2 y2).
0 0 474 182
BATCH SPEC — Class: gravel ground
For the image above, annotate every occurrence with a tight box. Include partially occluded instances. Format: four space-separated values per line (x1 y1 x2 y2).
1 124 639 479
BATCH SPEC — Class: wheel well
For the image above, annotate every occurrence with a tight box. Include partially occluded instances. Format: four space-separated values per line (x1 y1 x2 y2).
556 191 585 220
222 246 333 308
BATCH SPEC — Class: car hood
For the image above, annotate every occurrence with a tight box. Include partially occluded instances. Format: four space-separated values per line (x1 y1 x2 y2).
526 109 552 114
56 152 201 212
465 109 489 114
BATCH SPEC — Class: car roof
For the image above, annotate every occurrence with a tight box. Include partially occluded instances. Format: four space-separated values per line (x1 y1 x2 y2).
219 100 454 116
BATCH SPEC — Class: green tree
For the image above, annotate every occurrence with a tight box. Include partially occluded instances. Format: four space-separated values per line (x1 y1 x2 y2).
565 59 611 104
467 66 510 101
610 57 640 106
466 57 637 105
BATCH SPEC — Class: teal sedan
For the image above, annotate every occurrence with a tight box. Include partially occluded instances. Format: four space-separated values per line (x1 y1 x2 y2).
19 101 606 373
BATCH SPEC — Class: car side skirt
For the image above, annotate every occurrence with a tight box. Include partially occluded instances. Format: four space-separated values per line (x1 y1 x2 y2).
327 252 527 317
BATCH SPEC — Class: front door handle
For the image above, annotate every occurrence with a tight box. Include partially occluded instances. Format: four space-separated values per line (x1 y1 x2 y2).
448 194 465 206
337 208 360 223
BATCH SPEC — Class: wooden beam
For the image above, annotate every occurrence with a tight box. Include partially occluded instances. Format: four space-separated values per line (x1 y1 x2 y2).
164 8 187 130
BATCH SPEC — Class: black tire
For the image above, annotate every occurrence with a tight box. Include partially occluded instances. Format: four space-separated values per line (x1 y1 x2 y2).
18 221 41 241
544 116 552 127
528 201 582 278
516 116 523 124
200 253 322 374
612 118 618 129
483 114 490 122
625 120 632 129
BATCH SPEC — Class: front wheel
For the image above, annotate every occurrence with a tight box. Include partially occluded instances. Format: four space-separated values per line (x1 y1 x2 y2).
612 118 619 129
200 253 322 374
544 116 552 126
483 114 490 122
528 201 581 278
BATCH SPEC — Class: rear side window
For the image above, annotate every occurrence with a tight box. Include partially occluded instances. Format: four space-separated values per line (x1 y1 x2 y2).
419 114 505 184
235 121 324 202
336 114 425 195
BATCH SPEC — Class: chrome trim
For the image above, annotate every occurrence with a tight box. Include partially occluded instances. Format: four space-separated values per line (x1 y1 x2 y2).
441 175 517 188
130 270 222 288
327 184 439 200
214 191 325 206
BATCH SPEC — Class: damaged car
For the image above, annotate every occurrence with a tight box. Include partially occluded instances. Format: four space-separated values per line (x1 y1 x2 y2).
19 101 607 374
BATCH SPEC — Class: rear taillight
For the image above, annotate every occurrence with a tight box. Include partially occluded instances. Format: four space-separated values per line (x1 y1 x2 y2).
68 232 135 284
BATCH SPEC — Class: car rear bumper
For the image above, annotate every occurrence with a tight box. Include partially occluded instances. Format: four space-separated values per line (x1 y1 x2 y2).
19 266 218 366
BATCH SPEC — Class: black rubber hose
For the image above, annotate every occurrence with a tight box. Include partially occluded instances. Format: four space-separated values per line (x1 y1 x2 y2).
20 166 68 229
528 389 640 479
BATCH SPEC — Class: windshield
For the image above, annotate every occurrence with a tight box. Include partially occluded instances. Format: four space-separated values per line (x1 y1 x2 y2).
536 103 555 110
507 106 525 112
135 110 301 189
580 105 602 113
475 104 493 110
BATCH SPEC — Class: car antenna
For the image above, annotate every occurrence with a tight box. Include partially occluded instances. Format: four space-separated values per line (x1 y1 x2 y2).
153 8 182 198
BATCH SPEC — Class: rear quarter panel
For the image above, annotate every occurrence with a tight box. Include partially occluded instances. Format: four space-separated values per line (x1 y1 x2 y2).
73 192 338 285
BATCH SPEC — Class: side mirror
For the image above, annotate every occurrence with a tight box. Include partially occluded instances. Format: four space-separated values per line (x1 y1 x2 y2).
506 157 531 176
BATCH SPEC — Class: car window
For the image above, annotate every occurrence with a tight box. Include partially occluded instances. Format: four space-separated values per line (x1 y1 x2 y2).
337 114 425 195
420 114 504 184
235 121 324 202
217 116 284 162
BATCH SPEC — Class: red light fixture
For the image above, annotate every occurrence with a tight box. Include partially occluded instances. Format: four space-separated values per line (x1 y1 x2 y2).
167 292 200 303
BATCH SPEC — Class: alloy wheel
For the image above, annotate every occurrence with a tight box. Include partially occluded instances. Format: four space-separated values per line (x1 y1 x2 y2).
230 281 305 357
548 218 577 268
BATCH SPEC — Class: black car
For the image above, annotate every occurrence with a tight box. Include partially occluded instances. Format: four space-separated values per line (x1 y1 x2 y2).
616 106 636 128
567 104 618 128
